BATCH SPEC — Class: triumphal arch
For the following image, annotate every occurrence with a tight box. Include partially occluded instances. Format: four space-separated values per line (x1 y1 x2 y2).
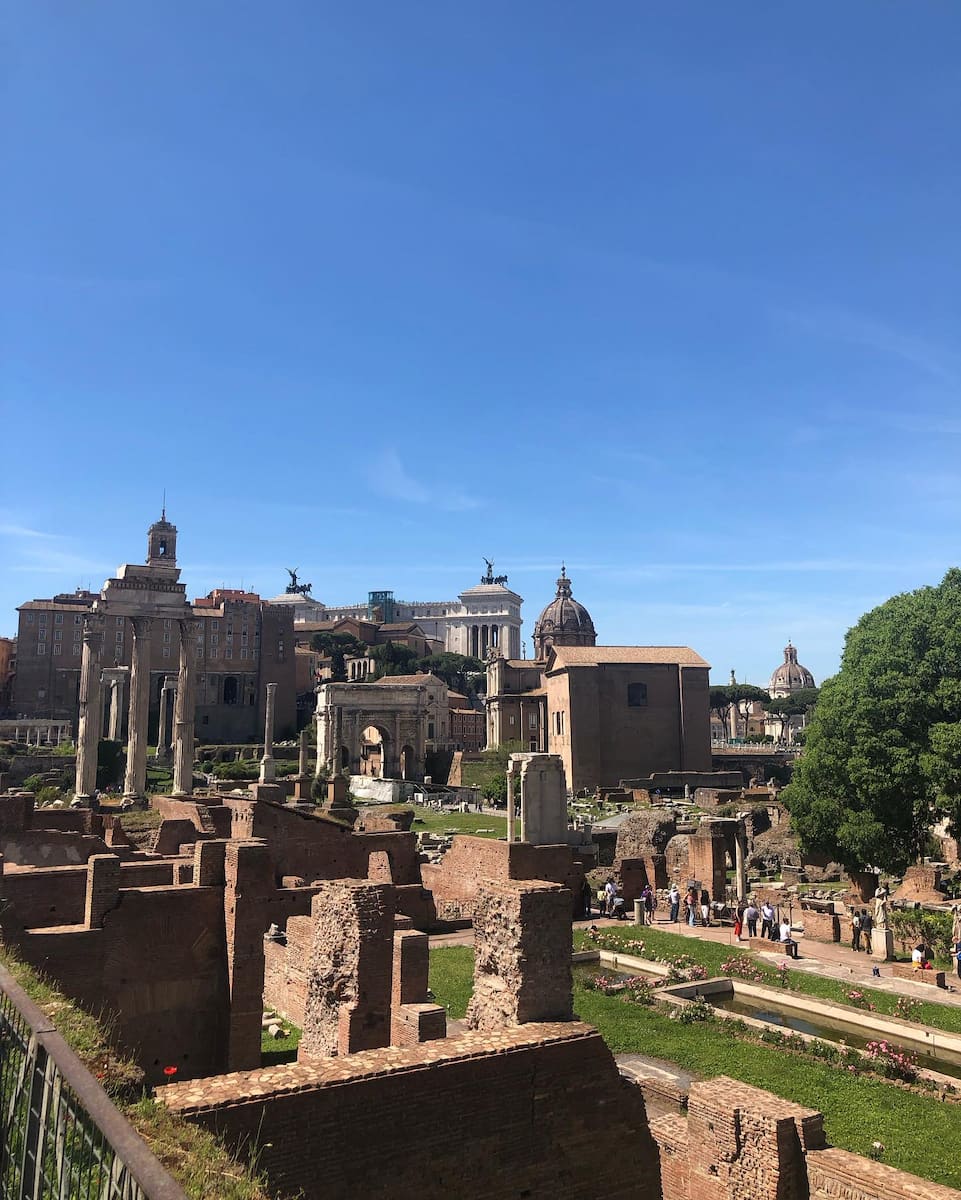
315 675 447 782
74 513 198 803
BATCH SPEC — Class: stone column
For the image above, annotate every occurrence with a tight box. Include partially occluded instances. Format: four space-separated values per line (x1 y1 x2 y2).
259 682 277 783
298 727 309 777
506 759 516 843
315 706 327 777
107 676 124 740
735 821 748 901
172 619 197 797
74 614 105 802
123 616 153 802
154 676 176 762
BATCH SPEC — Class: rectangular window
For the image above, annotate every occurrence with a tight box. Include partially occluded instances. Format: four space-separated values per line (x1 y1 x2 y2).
38 628 46 642
37 643 46 655
116 616 124 627
529 712 537 729
74 614 82 625
163 631 171 643
627 683 648 707
212 620 219 629
162 646 171 658
210 648 219 659
116 631 123 644
509 715 515 726
210 634 218 646
53 643 62 655
225 647 233 659
241 647 248 659
54 613 63 624
54 629 62 641
164 618 171 629
25 613 34 625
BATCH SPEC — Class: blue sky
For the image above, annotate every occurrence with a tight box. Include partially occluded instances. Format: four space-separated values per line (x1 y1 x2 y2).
2 2 959 686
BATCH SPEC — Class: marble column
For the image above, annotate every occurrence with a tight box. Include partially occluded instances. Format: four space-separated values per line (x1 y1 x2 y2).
123 616 153 801
315 706 327 777
155 676 176 762
108 676 124 740
506 759 516 843
298 727 309 778
259 682 277 783
172 619 197 797
735 822 748 901
74 614 105 802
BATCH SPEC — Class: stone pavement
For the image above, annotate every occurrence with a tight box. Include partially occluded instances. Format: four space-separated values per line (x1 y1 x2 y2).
576 913 961 1006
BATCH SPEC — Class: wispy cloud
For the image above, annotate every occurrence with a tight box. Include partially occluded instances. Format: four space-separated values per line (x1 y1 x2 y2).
779 307 959 385
0 521 58 540
366 449 481 512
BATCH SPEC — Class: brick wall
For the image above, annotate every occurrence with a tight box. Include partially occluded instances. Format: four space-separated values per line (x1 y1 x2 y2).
799 905 840 943
160 1024 660 1200
421 835 582 921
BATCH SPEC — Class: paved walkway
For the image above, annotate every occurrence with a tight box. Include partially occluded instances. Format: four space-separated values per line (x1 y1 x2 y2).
576 914 961 1005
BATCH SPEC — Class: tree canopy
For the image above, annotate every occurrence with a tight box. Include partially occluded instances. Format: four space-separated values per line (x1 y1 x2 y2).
783 568 961 874
415 652 485 695
709 683 770 739
766 687 819 742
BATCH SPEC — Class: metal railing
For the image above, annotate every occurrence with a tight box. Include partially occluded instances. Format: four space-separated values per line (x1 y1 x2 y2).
0 967 186 1200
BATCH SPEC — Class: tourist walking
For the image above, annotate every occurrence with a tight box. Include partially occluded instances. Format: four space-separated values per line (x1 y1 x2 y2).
604 878 616 918
668 883 680 923
642 884 655 922
581 878 593 919
760 901 776 941
955 940 961 981
744 901 759 938
700 889 710 927
851 909 862 952
860 909 873 955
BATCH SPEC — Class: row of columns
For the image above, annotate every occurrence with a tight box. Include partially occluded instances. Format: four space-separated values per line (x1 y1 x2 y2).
468 623 511 659
74 615 197 803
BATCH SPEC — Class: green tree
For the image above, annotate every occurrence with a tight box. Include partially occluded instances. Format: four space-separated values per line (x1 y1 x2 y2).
310 631 367 682
766 687 819 743
783 568 961 874
368 640 420 678
416 652 484 695
710 684 770 740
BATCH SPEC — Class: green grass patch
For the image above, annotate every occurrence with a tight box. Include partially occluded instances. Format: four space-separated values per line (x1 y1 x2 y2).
261 1020 301 1066
407 804 507 840
428 944 474 1019
429 945 961 1189
577 925 961 1035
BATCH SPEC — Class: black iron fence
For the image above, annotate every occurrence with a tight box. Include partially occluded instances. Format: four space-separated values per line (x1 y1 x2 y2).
0 966 186 1200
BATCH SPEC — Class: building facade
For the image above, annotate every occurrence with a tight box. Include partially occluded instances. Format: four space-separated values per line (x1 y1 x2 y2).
268 562 523 661
13 530 296 744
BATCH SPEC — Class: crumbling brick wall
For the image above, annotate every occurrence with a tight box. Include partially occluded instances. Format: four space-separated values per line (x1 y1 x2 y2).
299 880 395 1058
160 1024 660 1200
612 810 678 899
466 879 573 1031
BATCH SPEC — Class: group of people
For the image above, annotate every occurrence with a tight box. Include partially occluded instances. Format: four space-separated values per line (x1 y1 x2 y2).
849 907 876 954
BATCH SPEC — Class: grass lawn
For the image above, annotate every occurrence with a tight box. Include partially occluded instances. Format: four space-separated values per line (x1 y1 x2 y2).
577 925 961 1036
261 1021 301 1066
429 945 961 1189
407 804 507 840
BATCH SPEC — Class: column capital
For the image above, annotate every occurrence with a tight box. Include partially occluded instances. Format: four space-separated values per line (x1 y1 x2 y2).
131 615 153 637
82 612 105 643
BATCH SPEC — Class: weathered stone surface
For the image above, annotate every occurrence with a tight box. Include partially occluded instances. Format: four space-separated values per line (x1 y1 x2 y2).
466 879 572 1031
300 879 395 1058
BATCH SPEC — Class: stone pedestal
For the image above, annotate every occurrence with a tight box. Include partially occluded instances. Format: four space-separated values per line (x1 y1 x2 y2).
872 929 895 961
511 753 568 846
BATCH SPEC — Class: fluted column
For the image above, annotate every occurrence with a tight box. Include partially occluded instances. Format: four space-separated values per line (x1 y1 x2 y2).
259 682 277 783
74 614 104 802
172 619 197 796
123 616 153 801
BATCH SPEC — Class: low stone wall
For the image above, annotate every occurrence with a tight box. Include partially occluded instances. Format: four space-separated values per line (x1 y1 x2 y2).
799 906 840 943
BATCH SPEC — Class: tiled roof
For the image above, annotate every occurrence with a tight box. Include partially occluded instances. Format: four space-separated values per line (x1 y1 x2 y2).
548 645 710 669
372 673 445 687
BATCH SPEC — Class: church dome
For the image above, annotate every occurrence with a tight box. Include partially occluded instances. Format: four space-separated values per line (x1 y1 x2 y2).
768 642 815 696
533 566 596 658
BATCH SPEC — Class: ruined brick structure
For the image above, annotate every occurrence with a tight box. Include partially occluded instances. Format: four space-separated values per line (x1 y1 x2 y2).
466 879 573 1030
421 833 584 920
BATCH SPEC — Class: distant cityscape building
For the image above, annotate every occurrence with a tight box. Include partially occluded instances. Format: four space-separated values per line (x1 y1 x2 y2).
12 518 295 744
532 566 596 659
267 561 523 660
768 641 816 697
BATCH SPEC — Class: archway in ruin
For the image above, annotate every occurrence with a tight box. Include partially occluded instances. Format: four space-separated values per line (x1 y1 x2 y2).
400 744 416 780
361 724 391 778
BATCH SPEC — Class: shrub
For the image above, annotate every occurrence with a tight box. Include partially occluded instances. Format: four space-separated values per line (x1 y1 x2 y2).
674 996 714 1024
35 786 63 806
894 996 922 1023
864 1040 919 1083
720 955 767 983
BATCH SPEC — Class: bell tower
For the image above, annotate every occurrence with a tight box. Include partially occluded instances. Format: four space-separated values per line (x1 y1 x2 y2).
147 509 177 566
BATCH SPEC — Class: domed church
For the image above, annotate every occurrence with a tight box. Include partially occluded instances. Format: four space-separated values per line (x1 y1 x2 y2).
768 642 816 697
532 566 596 659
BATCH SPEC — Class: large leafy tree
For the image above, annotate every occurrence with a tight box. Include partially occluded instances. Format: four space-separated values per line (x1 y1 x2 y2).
709 683 770 739
766 687 820 743
783 569 961 873
416 652 485 695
